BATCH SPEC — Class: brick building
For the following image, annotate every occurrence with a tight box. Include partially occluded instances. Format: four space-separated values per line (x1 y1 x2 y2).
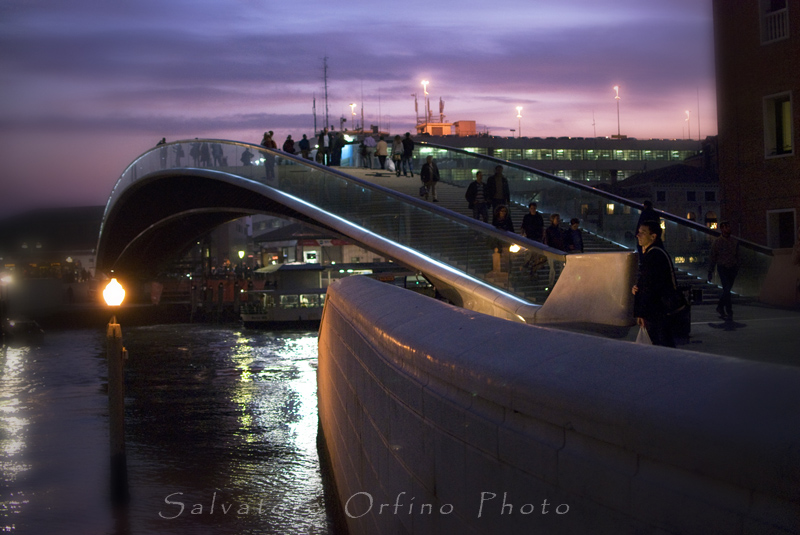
713 0 800 247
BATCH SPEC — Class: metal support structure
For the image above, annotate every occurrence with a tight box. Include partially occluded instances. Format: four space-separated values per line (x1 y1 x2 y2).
106 316 129 505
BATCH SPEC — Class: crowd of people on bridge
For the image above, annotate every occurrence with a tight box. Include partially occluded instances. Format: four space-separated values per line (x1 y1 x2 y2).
151 134 794 350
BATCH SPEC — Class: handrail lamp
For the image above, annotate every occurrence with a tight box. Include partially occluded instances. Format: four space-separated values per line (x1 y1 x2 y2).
103 277 129 505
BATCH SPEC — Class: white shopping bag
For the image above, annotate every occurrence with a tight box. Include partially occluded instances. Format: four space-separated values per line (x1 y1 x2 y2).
635 326 652 345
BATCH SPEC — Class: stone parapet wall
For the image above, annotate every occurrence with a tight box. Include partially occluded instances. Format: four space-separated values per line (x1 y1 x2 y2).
317 275 800 535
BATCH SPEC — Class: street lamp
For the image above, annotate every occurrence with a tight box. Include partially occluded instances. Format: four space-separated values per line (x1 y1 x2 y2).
516 106 523 138
421 80 430 123
685 109 691 140
103 277 129 505
613 86 621 137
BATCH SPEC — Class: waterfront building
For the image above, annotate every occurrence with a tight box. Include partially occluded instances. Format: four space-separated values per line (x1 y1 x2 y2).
0 206 103 281
713 0 799 247
607 164 720 228
416 134 703 183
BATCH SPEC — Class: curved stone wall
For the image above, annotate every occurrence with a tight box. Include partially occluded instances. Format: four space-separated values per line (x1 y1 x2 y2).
317 275 800 535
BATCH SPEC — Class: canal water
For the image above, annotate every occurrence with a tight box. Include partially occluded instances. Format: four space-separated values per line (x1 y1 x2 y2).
0 324 336 534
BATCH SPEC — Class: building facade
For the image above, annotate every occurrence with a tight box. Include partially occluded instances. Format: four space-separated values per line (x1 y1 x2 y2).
713 0 799 247
417 135 702 183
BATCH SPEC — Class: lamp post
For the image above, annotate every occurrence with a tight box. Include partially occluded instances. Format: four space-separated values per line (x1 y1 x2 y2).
1 273 12 346
421 80 429 123
516 106 523 138
613 86 621 137
103 277 129 505
685 109 691 140
238 250 245 279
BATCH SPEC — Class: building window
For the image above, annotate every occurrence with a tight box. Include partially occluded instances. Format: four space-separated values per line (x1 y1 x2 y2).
656 191 666 202
687 191 696 202
705 191 716 202
764 92 794 157
760 0 789 44
767 209 797 248
606 203 615 215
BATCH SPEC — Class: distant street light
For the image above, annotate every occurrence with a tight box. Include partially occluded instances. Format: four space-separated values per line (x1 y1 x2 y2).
613 86 621 137
103 277 129 505
421 80 430 123
516 106 523 138
685 109 691 140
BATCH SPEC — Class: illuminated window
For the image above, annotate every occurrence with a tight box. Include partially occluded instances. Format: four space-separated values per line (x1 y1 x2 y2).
606 203 615 215
764 92 793 156
581 204 589 215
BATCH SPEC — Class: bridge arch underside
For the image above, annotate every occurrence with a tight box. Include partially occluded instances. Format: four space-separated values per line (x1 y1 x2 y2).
96 170 395 279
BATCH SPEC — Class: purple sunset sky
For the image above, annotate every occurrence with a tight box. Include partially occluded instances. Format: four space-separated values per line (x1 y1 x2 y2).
0 0 717 217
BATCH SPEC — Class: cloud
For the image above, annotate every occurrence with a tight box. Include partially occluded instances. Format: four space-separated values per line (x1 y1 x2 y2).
0 0 718 217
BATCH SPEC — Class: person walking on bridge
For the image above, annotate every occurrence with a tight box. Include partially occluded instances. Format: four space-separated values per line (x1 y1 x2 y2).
391 135 403 176
376 135 388 170
420 156 440 202
486 165 510 210
465 171 489 222
362 135 376 169
401 132 415 176
708 221 739 319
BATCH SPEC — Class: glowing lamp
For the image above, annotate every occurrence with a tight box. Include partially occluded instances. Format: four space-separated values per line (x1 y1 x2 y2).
509 244 521 253
103 278 125 307
238 250 245 259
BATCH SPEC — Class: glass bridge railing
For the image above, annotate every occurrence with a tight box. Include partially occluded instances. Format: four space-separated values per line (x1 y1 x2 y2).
107 140 565 305
382 141 771 298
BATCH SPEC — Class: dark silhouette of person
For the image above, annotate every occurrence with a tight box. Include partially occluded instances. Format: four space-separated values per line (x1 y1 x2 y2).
632 220 676 347
485 165 510 209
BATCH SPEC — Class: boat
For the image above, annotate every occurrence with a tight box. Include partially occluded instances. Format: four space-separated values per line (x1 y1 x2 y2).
240 288 326 328
240 261 431 328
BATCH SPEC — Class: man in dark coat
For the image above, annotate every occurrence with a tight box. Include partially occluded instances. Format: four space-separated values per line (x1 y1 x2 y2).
636 200 658 263
401 132 415 176
632 220 676 347
465 171 489 221
485 165 510 209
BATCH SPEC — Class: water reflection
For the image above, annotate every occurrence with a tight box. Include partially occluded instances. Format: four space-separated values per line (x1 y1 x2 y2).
0 346 31 530
0 326 333 535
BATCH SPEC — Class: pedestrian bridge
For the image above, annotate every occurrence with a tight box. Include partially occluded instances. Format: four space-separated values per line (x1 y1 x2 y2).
97 140 796 534
96 139 770 326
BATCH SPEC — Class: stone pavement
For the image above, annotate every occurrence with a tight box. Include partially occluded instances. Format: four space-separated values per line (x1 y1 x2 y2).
627 301 800 367
340 165 800 368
